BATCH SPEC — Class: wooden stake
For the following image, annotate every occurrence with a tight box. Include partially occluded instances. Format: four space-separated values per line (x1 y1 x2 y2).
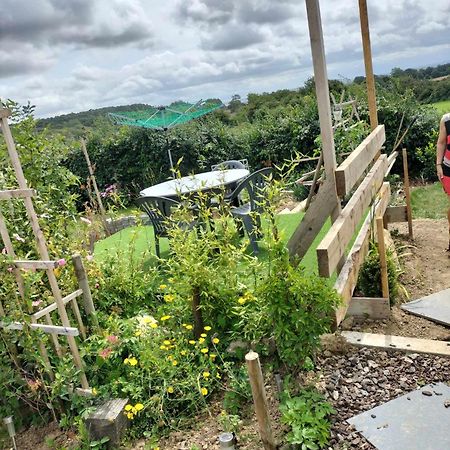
376 217 390 299
358 0 378 131
45 313 63 358
402 148 414 239
1 116 89 389
245 351 276 450
72 254 98 328
80 139 110 235
70 298 87 339
305 151 323 210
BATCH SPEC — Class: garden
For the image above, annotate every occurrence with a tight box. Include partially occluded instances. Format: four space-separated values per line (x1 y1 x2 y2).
1 52 449 450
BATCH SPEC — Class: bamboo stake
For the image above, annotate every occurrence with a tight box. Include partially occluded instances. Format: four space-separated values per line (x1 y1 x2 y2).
1 115 89 389
245 351 276 450
80 139 110 235
72 254 98 328
70 298 87 339
376 217 390 299
45 313 63 358
305 152 324 210
402 148 414 239
358 0 378 131
30 316 55 380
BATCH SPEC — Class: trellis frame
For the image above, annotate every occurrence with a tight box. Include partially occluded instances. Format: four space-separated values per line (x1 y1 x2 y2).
0 108 96 389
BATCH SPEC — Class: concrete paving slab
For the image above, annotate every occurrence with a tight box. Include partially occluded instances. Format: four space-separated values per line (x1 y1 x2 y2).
348 382 450 450
401 288 450 327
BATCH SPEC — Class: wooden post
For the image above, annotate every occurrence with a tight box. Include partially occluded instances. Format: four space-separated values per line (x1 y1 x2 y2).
376 217 390 299
80 139 110 235
45 313 63 358
402 148 414 239
1 113 89 389
245 351 276 450
358 0 378 131
305 151 323 210
305 0 338 183
72 254 98 328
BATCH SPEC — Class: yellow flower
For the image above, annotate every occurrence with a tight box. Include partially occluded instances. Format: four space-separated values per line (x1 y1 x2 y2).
167 386 174 393
200 333 207 338
200 348 209 354
128 357 138 366
126 412 134 420
202 371 210 378
124 358 129 365
161 315 171 321
198 337 205 344
159 284 167 290
160 345 168 350
135 330 142 337
53 267 61 278
189 340 196 345
209 353 217 360
150 323 158 329
143 317 152 324
164 294 174 302
186 324 193 330
125 404 133 411
92 387 98 396
238 297 246 305
163 340 171 345
216 373 221 379
181 350 187 356
134 403 144 411
172 360 178 366
212 338 220 344
204 326 211 331
201 387 208 396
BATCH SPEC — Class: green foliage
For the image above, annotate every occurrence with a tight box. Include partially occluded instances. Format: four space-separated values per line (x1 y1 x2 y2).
222 364 251 415
280 388 335 449
357 241 400 303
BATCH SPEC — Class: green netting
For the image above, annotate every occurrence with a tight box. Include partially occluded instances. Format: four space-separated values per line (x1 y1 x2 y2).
108 100 223 130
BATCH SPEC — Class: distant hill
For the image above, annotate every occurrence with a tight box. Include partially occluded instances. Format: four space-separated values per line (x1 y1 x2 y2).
36 103 151 139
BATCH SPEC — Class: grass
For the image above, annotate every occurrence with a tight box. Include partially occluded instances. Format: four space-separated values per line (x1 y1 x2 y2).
411 182 448 219
431 100 450 116
95 212 332 275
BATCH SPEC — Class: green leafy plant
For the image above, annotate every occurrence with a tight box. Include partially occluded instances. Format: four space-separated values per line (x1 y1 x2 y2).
357 241 400 303
280 388 335 449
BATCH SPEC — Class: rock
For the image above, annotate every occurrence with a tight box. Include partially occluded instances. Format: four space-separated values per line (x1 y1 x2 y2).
341 317 354 331
422 390 433 396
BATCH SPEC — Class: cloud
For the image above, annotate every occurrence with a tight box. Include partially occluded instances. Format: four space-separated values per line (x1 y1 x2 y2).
201 25 266 51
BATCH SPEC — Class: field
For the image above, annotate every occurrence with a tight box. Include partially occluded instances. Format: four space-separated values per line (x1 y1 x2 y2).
411 182 448 219
432 99 450 116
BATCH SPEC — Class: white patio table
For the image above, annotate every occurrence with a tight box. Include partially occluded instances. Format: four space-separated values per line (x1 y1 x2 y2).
140 169 249 198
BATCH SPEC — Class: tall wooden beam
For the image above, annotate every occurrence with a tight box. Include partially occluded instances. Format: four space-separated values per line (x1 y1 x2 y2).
359 0 378 130
305 0 339 182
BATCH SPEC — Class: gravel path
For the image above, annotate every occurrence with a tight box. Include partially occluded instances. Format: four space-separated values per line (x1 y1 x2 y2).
315 345 450 449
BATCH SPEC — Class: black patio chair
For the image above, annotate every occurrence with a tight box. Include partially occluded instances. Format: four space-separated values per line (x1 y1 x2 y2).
136 196 197 258
227 167 273 254
211 159 248 171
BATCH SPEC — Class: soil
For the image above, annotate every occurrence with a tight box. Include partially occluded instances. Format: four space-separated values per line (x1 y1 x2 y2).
11 219 450 450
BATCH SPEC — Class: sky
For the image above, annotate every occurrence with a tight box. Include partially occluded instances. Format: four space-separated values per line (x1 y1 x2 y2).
1 0 449 118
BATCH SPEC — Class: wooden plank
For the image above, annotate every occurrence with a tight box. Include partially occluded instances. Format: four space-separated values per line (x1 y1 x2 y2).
0 188 35 200
287 180 338 258
45 313 63 358
376 217 390 298
347 297 390 319
32 289 83 320
0 109 11 119
342 331 450 357
385 151 398 176
13 260 58 270
358 0 378 131
334 182 391 325
385 205 408 223
317 154 388 278
0 321 79 336
335 125 385 196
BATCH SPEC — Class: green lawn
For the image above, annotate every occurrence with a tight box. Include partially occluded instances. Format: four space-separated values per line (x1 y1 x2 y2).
95 212 332 275
431 100 450 116
411 182 448 219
